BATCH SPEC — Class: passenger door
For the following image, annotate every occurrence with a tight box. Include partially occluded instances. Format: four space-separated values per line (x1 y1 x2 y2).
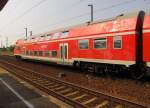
59 43 68 64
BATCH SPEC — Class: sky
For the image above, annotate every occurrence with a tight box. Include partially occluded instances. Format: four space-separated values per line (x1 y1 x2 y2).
0 0 150 46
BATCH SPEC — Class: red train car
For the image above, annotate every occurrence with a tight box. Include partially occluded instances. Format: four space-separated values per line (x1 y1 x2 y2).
14 11 150 79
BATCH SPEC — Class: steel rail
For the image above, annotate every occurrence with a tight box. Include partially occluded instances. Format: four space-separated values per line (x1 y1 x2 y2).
0 60 146 108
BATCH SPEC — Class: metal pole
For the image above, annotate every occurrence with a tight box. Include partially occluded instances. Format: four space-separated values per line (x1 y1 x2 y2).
1 40 3 48
25 28 28 38
88 4 93 22
30 31 32 36
6 37 8 48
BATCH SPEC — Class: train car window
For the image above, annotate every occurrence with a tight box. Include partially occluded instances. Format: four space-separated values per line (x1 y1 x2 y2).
15 46 20 50
46 34 51 40
78 39 89 49
94 38 107 49
45 51 50 57
34 51 38 56
52 33 59 39
39 35 45 41
51 50 57 57
26 51 29 55
22 50 26 55
61 31 69 38
30 51 33 56
113 36 122 49
39 51 43 56
31 38 35 42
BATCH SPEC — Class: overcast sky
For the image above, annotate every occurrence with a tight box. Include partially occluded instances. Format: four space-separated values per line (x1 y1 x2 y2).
0 0 150 46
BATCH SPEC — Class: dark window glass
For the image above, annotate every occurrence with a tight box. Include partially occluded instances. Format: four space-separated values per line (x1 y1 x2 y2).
34 51 38 56
22 50 26 55
94 38 107 49
30 51 33 55
15 46 20 50
45 51 50 57
78 39 89 49
46 34 51 40
114 36 122 49
64 45 67 59
51 51 57 57
39 51 43 56
61 31 69 38
53 33 59 39
26 51 29 55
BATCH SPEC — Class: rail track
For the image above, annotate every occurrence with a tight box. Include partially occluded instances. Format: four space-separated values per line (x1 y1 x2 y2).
0 60 146 108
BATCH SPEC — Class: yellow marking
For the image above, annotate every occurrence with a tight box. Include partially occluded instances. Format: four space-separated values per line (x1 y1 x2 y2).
52 86 65 90
115 105 124 108
59 88 72 93
64 91 79 97
94 101 109 108
82 97 97 105
0 67 8 74
73 94 87 100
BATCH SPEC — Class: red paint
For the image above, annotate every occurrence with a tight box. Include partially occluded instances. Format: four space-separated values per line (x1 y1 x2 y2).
14 12 150 66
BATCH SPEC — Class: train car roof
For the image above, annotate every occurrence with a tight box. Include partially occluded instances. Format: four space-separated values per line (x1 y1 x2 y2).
0 0 8 11
22 10 149 42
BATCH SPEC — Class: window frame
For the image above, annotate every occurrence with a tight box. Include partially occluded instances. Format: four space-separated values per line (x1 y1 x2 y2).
34 51 38 56
113 36 122 49
52 32 59 39
78 39 89 50
94 38 107 49
61 31 69 38
45 51 50 57
39 51 43 56
46 34 51 40
51 50 57 58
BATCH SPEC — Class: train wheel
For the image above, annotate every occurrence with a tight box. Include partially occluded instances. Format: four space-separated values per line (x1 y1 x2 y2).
130 65 145 79
73 61 80 69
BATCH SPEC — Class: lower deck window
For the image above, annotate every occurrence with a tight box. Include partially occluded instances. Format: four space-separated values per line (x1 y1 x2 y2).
30 51 33 56
114 36 122 49
94 38 107 49
51 50 57 57
34 51 38 56
39 51 43 56
78 39 89 49
45 51 50 57
26 51 29 55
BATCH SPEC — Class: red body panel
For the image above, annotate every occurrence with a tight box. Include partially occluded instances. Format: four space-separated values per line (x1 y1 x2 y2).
143 15 150 62
14 12 150 67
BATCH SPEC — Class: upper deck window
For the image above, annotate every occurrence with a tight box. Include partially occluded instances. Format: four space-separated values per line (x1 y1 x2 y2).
46 34 51 40
113 36 122 49
31 37 35 42
61 31 69 38
52 33 59 39
39 35 45 41
78 39 89 49
26 38 30 43
94 38 107 49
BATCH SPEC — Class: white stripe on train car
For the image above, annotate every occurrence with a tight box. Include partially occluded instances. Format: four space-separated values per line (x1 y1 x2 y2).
143 29 150 33
21 55 135 67
24 31 137 44
72 58 135 67
146 62 150 67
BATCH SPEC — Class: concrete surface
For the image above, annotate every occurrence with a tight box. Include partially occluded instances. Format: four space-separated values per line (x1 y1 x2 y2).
0 68 60 108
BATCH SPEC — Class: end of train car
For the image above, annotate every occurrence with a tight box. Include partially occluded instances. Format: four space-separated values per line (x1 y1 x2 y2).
14 10 150 79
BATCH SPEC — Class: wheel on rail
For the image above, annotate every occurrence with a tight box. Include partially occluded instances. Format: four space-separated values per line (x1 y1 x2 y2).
129 65 145 79
73 61 80 69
